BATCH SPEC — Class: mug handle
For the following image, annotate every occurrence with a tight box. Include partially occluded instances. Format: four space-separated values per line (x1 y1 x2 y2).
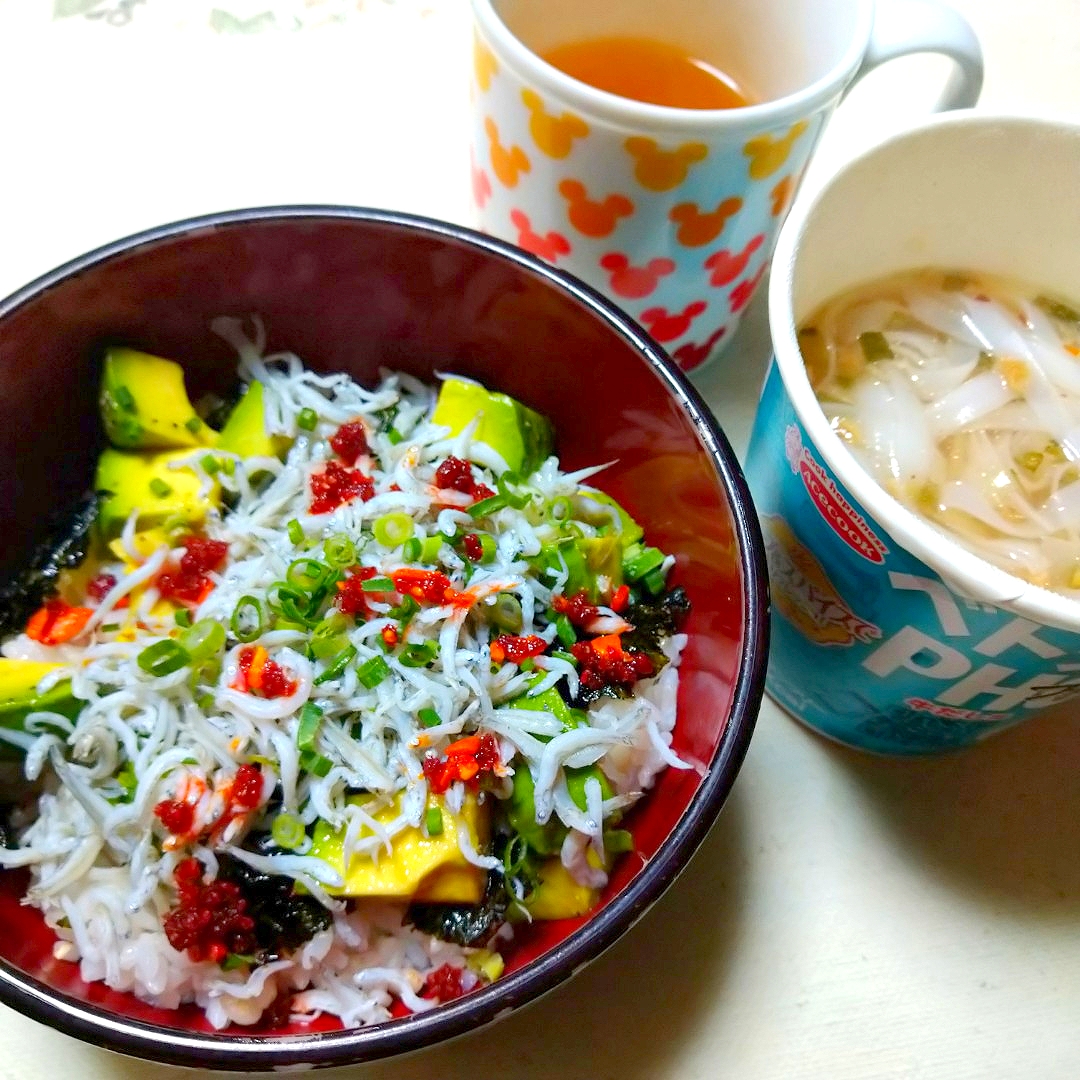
854 0 984 110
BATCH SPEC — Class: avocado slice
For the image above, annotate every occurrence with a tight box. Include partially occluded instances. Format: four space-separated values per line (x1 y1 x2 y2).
215 382 291 461
310 790 489 902
100 348 215 450
576 489 645 547
514 856 599 921
432 376 554 476
0 659 82 758
506 760 612 857
94 448 219 539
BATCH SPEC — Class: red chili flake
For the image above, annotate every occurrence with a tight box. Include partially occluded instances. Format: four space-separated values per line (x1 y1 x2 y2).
471 483 496 502
461 533 484 562
435 455 475 494
422 733 500 794
158 536 229 607
610 584 630 613
310 460 375 515
336 566 378 616
552 591 600 629
388 998 413 1019
329 420 370 466
232 763 264 809
391 569 469 607
163 858 257 963
154 799 196 835
570 636 654 691
490 634 547 665
422 963 467 1003
381 624 399 649
235 646 299 699
25 600 94 645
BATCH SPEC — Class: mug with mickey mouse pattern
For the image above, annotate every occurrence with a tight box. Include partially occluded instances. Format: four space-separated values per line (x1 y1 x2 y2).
469 0 983 372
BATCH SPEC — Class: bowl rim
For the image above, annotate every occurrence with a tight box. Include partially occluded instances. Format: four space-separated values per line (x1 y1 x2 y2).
0 204 769 1070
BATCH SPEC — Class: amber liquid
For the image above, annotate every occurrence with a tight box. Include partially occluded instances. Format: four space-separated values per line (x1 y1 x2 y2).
541 36 752 110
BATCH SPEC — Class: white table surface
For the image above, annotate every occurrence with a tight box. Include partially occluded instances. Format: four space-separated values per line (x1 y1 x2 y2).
1 1 1080 1077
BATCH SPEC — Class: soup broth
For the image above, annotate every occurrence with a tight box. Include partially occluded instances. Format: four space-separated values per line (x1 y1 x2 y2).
800 268 1080 596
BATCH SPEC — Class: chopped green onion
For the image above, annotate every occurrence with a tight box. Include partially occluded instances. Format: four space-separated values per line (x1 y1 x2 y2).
387 428 404 445
357 654 391 689
185 416 203 434
179 618 226 662
552 649 578 665
401 537 422 563
418 707 441 728
477 533 497 564
858 330 893 362
100 623 120 633
222 953 257 972
622 544 665 583
502 832 530 878
300 750 333 777
519 658 535 673
324 535 356 568
268 583 318 627
467 494 507 518
555 615 576 647
271 811 307 850
310 613 349 660
496 472 531 509
287 557 331 592
419 534 446 563
148 477 173 498
174 608 193 629
399 640 439 668
425 807 444 836
297 407 318 431
137 639 191 677
642 565 668 595
388 595 419 624
361 576 394 592
489 593 523 633
314 644 357 685
287 518 304 545
201 454 221 476
547 495 574 524
1035 295 1080 324
296 702 323 751
230 595 264 643
373 513 415 548
221 457 236 476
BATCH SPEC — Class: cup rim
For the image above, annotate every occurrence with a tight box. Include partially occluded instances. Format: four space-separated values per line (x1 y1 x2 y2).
469 0 874 134
768 108 1080 633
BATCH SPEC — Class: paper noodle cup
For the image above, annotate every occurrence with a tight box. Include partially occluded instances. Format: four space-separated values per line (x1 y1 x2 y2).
746 112 1080 754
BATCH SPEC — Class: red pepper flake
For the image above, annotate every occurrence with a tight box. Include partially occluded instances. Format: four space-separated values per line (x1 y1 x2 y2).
391 569 471 608
25 600 94 645
310 460 375 515
87 573 117 603
552 591 600 629
422 963 467 1003
154 799 196 835
163 857 257 964
336 566 378 616
461 533 484 562
329 420 370 466
232 763 264 809
490 634 547 665
422 732 501 794
571 635 654 692
235 645 298 699
610 584 630 613
434 456 494 503
381 624 399 649
158 536 229 607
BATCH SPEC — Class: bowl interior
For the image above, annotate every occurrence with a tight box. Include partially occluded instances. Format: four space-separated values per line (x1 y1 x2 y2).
0 210 763 1065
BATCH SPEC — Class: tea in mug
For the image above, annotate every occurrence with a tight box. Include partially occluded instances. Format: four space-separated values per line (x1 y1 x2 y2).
540 36 752 110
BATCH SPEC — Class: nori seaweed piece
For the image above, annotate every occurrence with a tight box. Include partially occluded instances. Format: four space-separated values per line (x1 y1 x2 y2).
0 491 102 638
216 849 331 957
406 864 509 947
